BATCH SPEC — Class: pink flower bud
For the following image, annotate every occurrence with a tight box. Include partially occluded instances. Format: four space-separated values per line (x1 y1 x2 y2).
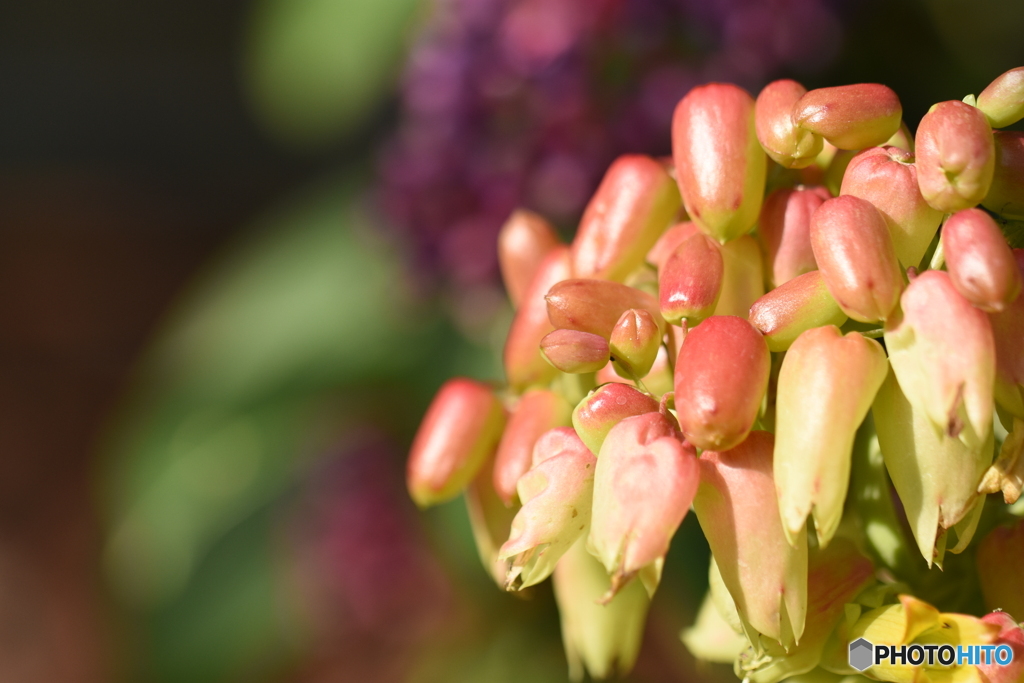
571 155 681 282
990 252 1024 417
658 233 724 326
977 520 1024 620
407 378 507 507
498 209 561 308
978 66 1024 128
714 235 766 319
674 316 770 451
571 382 660 456
590 412 699 598
840 146 943 268
884 270 996 450
944 208 1022 312
672 83 767 242
810 194 904 323
759 186 830 287
694 431 807 647
503 246 572 390
499 428 596 589
792 84 903 150
748 270 848 352
540 329 610 374
492 389 573 505
916 100 996 212
545 278 663 339
978 611 1024 683
755 79 823 169
646 221 699 271
774 326 888 546
609 309 662 378
983 131 1024 219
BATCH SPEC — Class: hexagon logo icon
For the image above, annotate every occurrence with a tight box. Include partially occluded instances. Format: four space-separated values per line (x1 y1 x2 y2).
849 637 874 672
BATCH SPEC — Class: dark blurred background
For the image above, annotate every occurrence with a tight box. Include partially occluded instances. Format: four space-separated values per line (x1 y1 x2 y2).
0 0 1022 681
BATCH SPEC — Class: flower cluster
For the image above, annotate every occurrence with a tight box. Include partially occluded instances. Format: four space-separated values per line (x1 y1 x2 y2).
408 67 1024 682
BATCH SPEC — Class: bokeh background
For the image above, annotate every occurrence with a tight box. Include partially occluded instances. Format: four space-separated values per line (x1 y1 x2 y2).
2 0 1023 681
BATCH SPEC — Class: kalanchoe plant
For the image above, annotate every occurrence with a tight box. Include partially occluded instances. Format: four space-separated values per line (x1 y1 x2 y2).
408 68 1024 682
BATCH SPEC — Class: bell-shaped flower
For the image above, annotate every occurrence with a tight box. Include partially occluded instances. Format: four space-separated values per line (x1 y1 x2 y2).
916 100 995 212
589 412 699 599
498 209 561 308
759 186 830 287
540 329 610 374
673 83 767 242
775 325 888 546
571 382 660 455
810 195 904 323
873 367 992 567
754 79 823 169
976 519 1024 620
407 378 507 507
674 315 770 452
570 155 681 282
978 66 1024 128
609 309 662 379
694 431 808 648
944 208 1022 312
749 271 848 352
884 270 996 450
983 131 1024 219
715 235 766 319
492 388 572 505
840 146 943 269
546 278 664 339
659 232 724 326
499 427 597 590
793 84 902 150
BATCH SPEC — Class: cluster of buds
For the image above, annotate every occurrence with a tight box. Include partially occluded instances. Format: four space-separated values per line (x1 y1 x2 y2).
408 67 1024 682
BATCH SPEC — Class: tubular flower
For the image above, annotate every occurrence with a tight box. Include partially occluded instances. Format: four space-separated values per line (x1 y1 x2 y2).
540 329 610 374
716 235 766 319
748 271 848 352
658 232 724 326
571 382 660 456
793 84 903 150
545 278 664 339
978 66 1024 128
916 100 996 213
498 209 561 308
492 388 573 505
755 79 823 169
608 309 661 379
759 186 830 288
943 208 1022 313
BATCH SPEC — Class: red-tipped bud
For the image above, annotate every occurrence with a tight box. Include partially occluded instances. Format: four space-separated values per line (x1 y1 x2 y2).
748 270 848 352
978 611 1024 683
977 520 1024 620
991 251 1024 417
540 329 610 374
546 278 663 339
810 195 904 323
407 378 507 507
983 131 1024 219
978 66 1024 128
755 79 823 169
840 146 943 268
944 208 1022 312
609 309 662 378
674 316 770 451
884 270 995 449
571 383 660 456
498 209 561 308
715 235 766 319
793 84 902 150
492 389 573 505
571 155 681 282
693 431 808 647
916 100 996 212
759 186 830 287
504 246 572 390
646 222 699 271
658 233 724 326
672 83 767 242
590 412 699 598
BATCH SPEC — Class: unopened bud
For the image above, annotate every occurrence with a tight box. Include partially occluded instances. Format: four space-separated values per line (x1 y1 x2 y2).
759 186 830 287
748 271 848 352
571 155 681 281
674 316 770 451
977 66 1024 128
659 233 724 326
944 208 1022 312
540 329 610 374
983 131 1024 219
498 209 561 307
673 83 767 242
571 382 660 456
609 309 662 378
810 195 903 323
492 389 573 505
916 100 995 212
976 520 1024 620
715 235 766 319
755 79 823 169
646 222 699 271
504 246 572 390
407 378 507 507
694 431 807 647
884 270 995 450
546 278 663 338
793 84 902 150
840 146 943 268
590 412 699 599
774 326 888 546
